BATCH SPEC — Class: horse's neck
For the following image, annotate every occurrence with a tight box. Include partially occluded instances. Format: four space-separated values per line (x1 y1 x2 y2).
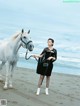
15 41 22 53
10 34 22 54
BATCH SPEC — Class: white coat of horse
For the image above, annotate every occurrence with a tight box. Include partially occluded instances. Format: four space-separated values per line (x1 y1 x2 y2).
0 29 34 89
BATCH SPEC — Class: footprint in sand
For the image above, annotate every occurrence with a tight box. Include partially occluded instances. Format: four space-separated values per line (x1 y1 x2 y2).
55 101 63 105
12 101 18 104
8 100 18 104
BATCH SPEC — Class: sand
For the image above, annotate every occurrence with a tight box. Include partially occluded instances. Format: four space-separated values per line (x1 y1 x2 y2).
0 67 80 106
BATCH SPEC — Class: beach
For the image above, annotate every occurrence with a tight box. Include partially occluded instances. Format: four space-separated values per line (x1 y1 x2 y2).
0 0 80 106
0 67 80 106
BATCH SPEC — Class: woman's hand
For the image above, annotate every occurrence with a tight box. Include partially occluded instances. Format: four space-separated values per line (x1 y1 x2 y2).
47 56 55 60
32 55 36 58
32 54 42 58
32 55 38 58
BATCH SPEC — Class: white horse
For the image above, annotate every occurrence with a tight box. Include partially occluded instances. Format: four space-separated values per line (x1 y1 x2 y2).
0 29 34 89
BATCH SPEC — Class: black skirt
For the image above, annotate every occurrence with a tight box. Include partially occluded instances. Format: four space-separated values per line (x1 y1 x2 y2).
36 61 53 76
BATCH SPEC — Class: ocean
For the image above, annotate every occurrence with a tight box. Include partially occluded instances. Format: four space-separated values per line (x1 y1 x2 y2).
0 0 80 75
0 25 80 75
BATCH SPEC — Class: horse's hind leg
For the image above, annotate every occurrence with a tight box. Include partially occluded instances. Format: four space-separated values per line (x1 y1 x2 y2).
9 62 17 88
0 62 5 81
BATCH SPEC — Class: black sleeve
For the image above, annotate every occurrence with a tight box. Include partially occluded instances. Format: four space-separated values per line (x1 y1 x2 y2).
38 48 47 64
52 49 57 62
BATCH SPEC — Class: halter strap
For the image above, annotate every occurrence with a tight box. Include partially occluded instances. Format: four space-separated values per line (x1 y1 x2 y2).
20 37 32 48
26 40 32 46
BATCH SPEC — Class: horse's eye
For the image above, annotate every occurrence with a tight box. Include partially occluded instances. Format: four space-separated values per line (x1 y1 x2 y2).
23 36 26 39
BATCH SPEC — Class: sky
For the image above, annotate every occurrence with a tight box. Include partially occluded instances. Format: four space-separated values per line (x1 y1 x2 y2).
0 0 80 33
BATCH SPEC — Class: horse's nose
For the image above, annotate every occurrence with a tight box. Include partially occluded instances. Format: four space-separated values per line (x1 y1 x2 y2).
29 45 34 51
30 45 34 48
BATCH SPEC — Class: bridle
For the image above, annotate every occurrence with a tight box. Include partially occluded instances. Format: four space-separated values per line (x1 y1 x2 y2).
20 36 32 49
20 32 34 60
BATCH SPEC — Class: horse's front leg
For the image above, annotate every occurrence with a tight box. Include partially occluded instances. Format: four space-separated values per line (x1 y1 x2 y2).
9 62 16 88
4 62 10 89
0 62 5 81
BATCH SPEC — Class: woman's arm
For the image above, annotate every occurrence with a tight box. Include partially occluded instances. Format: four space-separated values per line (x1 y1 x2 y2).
52 49 57 62
32 54 43 58
47 56 55 60
32 48 46 59
47 49 57 62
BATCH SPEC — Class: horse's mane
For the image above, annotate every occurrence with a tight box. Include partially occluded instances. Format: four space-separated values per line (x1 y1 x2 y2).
11 32 21 40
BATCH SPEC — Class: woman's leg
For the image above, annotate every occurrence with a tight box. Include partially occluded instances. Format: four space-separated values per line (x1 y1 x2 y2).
38 75 44 88
45 76 50 95
36 75 44 95
46 76 50 88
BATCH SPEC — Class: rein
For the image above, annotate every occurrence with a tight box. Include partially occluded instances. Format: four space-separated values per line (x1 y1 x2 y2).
25 49 32 60
25 50 47 64
25 49 38 62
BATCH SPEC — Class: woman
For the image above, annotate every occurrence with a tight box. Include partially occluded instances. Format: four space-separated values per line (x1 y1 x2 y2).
33 38 57 95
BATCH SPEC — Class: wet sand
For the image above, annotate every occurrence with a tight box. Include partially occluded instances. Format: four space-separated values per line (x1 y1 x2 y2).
0 67 80 106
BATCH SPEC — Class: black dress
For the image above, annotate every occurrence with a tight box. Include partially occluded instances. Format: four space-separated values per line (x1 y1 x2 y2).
36 47 57 76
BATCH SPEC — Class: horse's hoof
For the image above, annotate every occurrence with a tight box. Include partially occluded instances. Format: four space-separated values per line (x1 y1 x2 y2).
3 86 8 90
9 85 13 89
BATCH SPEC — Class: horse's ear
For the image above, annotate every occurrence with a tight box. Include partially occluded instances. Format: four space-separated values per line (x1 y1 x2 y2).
28 30 30 34
22 29 24 33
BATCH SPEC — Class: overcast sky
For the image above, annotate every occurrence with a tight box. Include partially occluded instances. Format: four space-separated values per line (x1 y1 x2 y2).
0 0 80 34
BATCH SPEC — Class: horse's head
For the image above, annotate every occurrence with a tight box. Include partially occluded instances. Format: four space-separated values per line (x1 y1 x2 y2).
20 29 34 51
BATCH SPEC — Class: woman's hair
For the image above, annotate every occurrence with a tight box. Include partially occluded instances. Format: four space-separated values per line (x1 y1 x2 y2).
48 38 54 46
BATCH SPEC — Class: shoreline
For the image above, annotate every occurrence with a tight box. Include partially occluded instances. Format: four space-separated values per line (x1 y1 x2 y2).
17 57 80 75
17 66 80 76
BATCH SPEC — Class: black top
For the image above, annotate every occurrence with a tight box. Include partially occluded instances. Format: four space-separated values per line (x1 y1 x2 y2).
41 47 57 63
36 47 57 76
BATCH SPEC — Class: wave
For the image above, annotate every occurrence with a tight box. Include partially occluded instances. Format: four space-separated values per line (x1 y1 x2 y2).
19 52 80 63
58 56 80 63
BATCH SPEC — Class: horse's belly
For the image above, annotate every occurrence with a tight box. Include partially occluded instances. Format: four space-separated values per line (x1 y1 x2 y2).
0 50 6 61
9 55 18 63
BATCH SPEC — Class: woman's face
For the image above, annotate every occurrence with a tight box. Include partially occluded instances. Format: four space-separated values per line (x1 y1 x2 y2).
47 40 53 47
